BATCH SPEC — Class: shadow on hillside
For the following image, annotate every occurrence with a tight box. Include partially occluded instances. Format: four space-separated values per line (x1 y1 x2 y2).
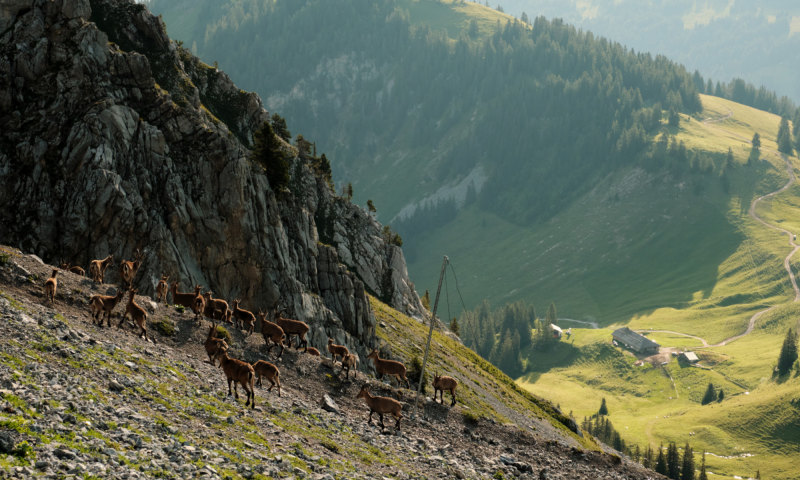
577 203 746 323
736 156 782 217
520 342 584 383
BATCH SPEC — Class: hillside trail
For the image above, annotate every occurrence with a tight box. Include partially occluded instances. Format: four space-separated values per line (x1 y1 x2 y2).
636 107 799 348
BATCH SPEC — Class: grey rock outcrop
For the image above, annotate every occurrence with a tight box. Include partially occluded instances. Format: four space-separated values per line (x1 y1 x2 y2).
0 0 424 362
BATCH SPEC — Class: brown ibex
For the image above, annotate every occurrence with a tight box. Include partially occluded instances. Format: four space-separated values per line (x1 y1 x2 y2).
273 307 309 352
231 300 256 335
59 260 85 277
366 350 410 388
327 338 350 365
120 288 148 341
170 282 203 310
89 255 114 284
204 323 228 366
89 289 126 327
432 374 458 406
202 291 229 321
257 309 285 357
44 269 58 304
155 275 169 303
214 347 256 409
252 360 281 396
119 249 144 289
357 384 403 432
191 293 206 323
340 353 358 379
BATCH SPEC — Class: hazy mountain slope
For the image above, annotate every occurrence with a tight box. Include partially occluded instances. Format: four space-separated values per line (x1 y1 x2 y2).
147 0 703 226
500 0 800 104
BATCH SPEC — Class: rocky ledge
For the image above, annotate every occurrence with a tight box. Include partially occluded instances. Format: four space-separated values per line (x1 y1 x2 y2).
0 0 425 363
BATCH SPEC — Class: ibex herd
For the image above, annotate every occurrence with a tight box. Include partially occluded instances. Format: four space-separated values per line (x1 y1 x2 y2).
44 251 459 430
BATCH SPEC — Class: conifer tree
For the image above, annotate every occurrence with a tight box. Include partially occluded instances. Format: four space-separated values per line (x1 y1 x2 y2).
756 470 761 480
778 116 794 154
667 443 680 479
346 182 353 200
701 383 717 405
669 107 680 127
546 302 558 326
270 113 292 141
421 290 431 311
367 199 376 217
655 444 667 475
252 121 289 196
681 443 695 480
644 445 654 469
777 327 798 375
706 78 714 95
450 317 460 337
752 132 761 149
698 452 708 480
598 398 609 416
724 147 734 169
717 389 724 402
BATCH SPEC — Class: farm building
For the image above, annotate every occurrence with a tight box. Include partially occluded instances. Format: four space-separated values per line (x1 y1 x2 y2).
680 352 699 363
612 327 660 354
551 324 563 339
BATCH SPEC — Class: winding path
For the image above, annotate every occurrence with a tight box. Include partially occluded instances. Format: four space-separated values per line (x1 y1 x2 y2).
636 109 799 348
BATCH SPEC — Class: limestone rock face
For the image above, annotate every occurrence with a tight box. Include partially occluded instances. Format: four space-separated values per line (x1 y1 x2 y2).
0 0 423 361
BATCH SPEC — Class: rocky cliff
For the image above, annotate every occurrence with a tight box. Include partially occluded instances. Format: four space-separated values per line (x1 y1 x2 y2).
0 0 425 360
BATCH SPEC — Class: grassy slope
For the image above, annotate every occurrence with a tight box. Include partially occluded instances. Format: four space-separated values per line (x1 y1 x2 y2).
410 95 796 340
496 96 800 479
369 296 598 450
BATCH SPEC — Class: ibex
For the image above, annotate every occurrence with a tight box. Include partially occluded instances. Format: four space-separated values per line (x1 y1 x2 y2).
272 306 309 352
432 374 458 406
202 291 229 321
231 300 256 335
357 384 403 432
155 275 169 303
170 282 203 310
44 269 58 304
257 309 285 357
327 338 349 365
120 288 148 341
89 255 114 283
214 347 256 409
59 260 85 277
119 249 144 289
89 289 126 327
366 350 410 388
204 323 228 366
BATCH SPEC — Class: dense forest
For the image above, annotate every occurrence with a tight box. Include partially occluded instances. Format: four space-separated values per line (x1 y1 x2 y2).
500 0 800 106
149 0 706 227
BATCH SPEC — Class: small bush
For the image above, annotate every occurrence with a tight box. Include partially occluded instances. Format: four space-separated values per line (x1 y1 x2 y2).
0 251 11 266
174 305 185 313
152 318 176 337
463 410 480 424
407 354 429 394
321 439 339 453
13 441 33 459
215 326 231 342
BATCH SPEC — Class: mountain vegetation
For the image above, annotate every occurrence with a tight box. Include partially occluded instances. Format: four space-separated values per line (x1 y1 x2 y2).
497 0 800 105
150 0 704 230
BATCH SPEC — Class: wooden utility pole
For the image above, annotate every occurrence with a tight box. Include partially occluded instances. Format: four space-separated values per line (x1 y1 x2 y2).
411 255 448 420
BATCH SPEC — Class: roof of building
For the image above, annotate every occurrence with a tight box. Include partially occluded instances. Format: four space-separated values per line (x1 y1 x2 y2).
681 352 699 362
551 325 563 333
612 327 660 351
